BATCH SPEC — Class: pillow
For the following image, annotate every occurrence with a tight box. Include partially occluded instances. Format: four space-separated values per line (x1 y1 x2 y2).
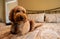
27 13 45 23
55 14 60 23
45 14 57 23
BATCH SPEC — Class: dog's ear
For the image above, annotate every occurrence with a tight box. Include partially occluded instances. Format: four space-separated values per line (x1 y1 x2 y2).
9 9 14 22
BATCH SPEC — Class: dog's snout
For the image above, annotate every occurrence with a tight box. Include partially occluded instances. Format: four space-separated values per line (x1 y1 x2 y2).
20 16 24 20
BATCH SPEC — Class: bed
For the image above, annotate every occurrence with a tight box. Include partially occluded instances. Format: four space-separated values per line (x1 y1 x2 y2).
0 13 60 39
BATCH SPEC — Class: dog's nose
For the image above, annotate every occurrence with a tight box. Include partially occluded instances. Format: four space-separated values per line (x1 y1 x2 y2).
20 16 24 20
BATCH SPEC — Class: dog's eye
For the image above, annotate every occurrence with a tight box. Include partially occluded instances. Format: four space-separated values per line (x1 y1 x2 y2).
22 10 25 13
16 10 25 13
16 10 20 13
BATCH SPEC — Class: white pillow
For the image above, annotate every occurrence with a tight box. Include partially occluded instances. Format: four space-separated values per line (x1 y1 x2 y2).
55 14 60 23
27 13 45 23
45 14 57 23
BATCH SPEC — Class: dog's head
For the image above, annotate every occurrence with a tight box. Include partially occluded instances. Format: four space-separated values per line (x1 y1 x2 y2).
9 6 27 23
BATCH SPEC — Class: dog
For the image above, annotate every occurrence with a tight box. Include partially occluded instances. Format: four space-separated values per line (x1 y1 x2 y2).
0 6 42 39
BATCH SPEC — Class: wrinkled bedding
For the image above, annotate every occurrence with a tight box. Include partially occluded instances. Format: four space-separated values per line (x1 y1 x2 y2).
0 23 60 39
18 23 60 39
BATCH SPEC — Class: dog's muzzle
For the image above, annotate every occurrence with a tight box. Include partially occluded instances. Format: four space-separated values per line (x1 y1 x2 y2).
20 15 25 21
14 13 27 22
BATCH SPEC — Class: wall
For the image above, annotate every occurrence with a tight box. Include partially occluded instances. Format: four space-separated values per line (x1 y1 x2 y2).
0 0 5 22
18 0 60 10
0 0 18 23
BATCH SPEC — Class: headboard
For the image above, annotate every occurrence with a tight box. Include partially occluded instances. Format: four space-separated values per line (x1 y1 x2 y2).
26 7 60 14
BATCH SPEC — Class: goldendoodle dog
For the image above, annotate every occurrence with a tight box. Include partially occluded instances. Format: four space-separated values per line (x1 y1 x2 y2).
0 6 42 39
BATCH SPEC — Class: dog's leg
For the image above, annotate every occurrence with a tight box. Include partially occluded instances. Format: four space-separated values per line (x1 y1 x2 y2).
30 20 43 31
10 23 21 34
29 20 35 31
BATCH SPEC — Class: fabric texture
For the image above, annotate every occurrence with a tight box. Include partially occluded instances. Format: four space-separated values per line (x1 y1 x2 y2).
45 14 57 23
55 14 60 23
28 13 45 23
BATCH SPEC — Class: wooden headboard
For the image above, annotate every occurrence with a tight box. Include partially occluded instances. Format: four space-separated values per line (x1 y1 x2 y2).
26 7 60 14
